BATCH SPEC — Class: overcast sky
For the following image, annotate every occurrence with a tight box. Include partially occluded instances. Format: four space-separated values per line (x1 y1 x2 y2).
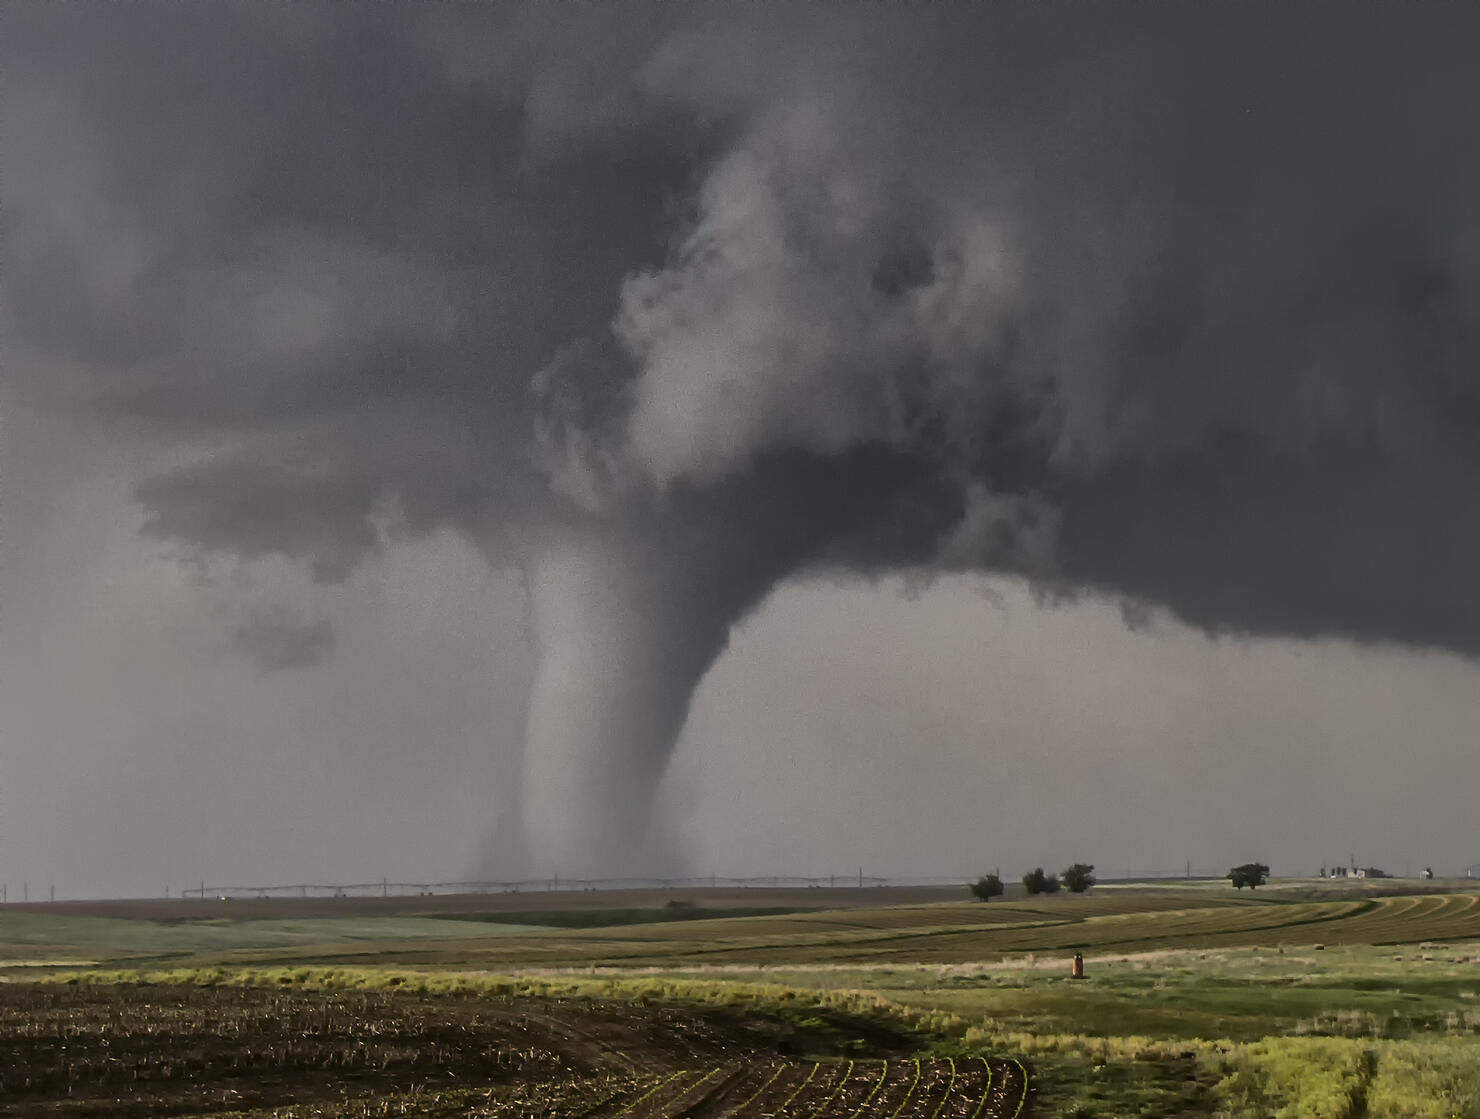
4 4 1479 897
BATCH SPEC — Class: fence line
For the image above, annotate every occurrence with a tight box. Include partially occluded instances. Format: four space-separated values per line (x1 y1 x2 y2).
178 867 1236 900
184 874 894 899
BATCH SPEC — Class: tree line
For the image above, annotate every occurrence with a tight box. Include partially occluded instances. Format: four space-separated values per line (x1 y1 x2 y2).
970 861 1272 900
969 863 1096 901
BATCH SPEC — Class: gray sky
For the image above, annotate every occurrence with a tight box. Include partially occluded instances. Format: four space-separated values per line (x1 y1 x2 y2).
3 5 1479 895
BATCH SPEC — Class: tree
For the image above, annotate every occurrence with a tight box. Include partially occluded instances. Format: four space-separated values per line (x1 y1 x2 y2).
1022 867 1061 895
1062 863 1096 894
1229 863 1270 890
969 874 1004 902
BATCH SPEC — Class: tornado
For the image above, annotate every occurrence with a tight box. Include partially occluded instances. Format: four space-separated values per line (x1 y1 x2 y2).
520 532 722 876
518 452 962 875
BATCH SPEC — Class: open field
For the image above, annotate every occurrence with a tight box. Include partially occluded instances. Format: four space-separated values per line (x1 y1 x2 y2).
8 884 1480 976
3 882 1479 1116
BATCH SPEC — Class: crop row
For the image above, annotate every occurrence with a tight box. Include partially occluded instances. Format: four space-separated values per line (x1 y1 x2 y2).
569 1058 1025 1118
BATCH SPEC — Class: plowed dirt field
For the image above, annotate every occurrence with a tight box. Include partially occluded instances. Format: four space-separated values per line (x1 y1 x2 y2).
0 983 1030 1118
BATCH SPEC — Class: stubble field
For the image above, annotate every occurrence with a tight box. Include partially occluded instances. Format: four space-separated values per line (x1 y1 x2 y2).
0 981 1030 1118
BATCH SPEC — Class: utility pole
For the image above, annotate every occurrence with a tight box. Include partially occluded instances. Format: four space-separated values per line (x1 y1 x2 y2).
858 866 863 888
49 884 54 903
23 883 28 902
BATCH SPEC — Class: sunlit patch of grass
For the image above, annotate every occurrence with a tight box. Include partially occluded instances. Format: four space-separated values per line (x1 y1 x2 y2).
1366 1038 1480 1119
1207 1036 1371 1119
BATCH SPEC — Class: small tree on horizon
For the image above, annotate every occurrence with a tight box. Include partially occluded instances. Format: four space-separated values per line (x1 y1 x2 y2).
1062 863 1096 893
969 874 1005 902
1229 862 1270 890
1022 867 1061 895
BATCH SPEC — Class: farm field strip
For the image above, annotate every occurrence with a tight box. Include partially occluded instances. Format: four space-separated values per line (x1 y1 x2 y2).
926 1057 956 1119
1067 899 1367 938
722 1062 824 1118
570 895 1263 942
554 1060 1021 1118
135 1060 1034 1119
801 1059 854 1118
8 984 1002 1118
967 1058 994 1119
846 1059 890 1118
66 889 1474 974
672 896 1471 963
597 899 1287 947
640 1067 725 1116
574 1076 656 1118
410 899 1294 956
790 1062 855 1117
886 1058 922 1118
1376 895 1427 921
720 1063 790 1116
1342 893 1480 940
768 1059 821 1115
1005 1060 1029 1119
545 1065 686 1118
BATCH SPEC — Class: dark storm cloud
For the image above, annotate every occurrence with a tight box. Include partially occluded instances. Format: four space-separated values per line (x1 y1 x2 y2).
572 4 1480 651
6 2 699 525
1058 443 1480 653
136 456 383 582
232 611 336 674
10 3 1480 869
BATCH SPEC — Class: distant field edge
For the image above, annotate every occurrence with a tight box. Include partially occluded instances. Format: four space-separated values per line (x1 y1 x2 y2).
424 905 808 928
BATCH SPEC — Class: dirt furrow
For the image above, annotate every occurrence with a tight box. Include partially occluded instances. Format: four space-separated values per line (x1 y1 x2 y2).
629 1066 730 1118
657 1064 749 1117
719 1061 807 1117
798 1058 855 1118
839 1059 893 1117
770 1060 848 1117
681 1061 786 1118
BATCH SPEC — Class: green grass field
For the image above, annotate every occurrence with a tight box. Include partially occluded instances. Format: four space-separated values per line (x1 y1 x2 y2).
2 882 1478 1116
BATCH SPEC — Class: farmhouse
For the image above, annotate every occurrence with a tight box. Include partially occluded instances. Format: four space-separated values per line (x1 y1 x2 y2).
1326 864 1389 879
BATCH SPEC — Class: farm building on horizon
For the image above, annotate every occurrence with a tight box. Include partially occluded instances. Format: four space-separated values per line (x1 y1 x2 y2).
1326 863 1389 879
